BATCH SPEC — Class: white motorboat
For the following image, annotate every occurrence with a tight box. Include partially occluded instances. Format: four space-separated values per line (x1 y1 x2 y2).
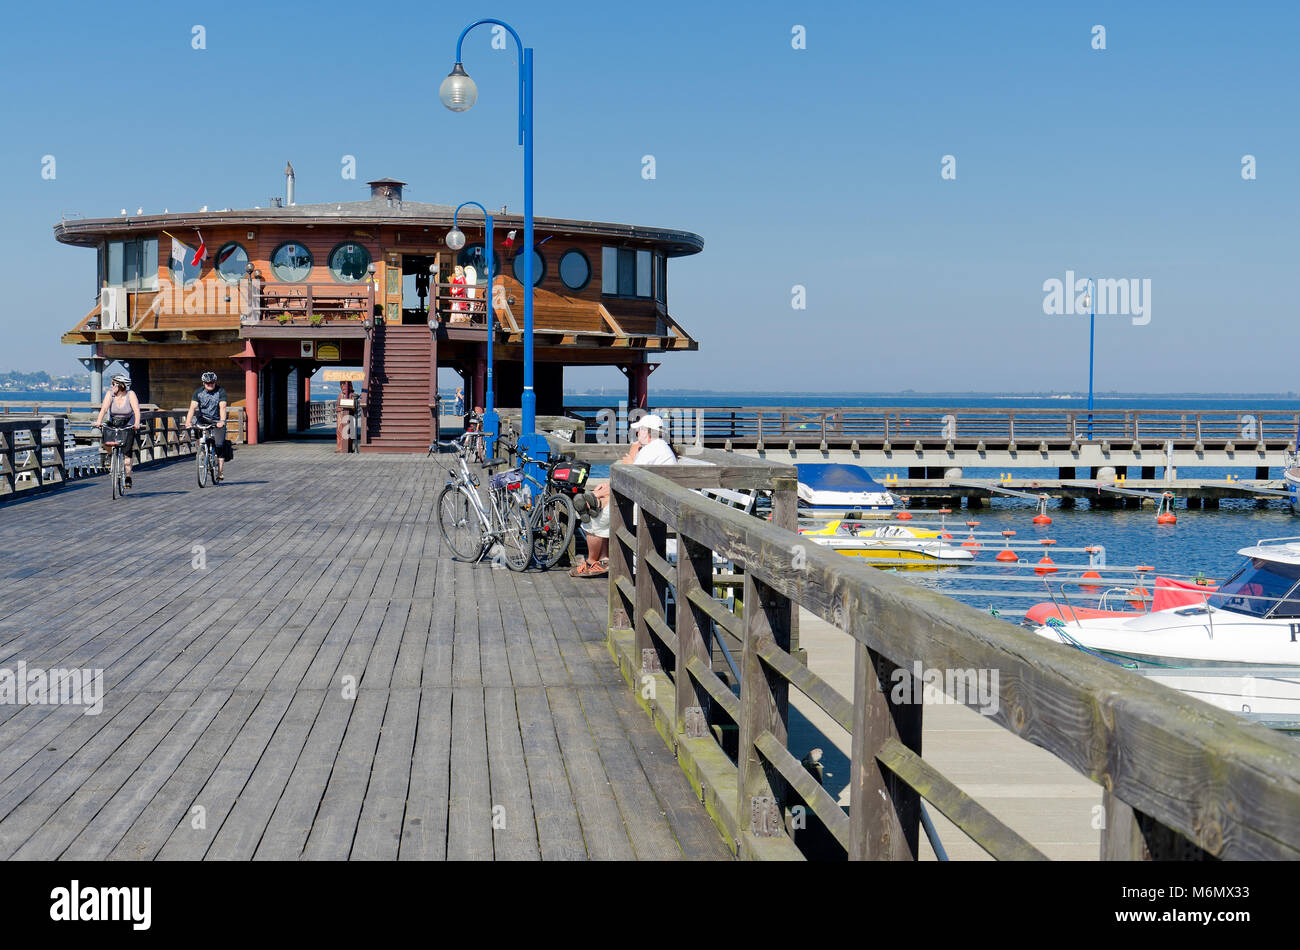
1285 460 1300 515
796 464 896 514
1028 537 1300 723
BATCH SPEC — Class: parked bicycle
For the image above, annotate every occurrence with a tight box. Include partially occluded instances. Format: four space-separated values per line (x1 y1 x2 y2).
95 423 136 499
434 430 533 571
192 424 221 487
496 435 587 571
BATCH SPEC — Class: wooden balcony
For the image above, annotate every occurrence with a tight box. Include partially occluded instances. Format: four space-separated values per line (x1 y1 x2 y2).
244 282 375 330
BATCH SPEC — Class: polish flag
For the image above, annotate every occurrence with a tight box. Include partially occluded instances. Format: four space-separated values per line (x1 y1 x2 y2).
503 230 516 248
191 231 206 267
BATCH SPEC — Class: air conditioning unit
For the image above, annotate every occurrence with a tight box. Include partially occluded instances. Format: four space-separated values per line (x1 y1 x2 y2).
100 286 125 329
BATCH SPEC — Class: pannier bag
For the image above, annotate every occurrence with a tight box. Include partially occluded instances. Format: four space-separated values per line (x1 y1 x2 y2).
547 457 590 492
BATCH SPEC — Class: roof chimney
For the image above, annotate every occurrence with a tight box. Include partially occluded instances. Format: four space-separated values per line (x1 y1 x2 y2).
367 178 406 205
285 162 296 206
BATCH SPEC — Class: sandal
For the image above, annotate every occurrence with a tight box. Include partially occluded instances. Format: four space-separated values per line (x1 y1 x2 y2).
568 559 591 577
584 561 609 578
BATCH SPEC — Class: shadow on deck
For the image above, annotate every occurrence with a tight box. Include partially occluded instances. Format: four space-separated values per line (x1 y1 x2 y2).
0 442 730 860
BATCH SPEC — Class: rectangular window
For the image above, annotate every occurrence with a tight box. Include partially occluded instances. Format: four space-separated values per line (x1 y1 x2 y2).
617 248 636 296
636 250 652 298
654 253 666 305
105 237 158 291
602 246 618 294
602 245 657 299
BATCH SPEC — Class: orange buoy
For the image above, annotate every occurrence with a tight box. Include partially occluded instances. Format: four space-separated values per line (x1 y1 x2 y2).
962 534 982 549
996 549 1018 562
1039 539 1057 546
966 520 980 527
1032 494 1052 524
1032 514 1052 524
938 508 952 514
896 511 913 521
1002 530 1016 537
1034 555 1058 574
1080 569 1102 592
1157 512 1177 524
1135 565 1154 573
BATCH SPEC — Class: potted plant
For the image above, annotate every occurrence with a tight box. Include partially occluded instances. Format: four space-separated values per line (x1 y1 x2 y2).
308 313 324 327
276 312 292 325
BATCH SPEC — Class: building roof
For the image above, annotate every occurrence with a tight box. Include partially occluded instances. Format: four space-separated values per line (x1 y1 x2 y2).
53 193 705 256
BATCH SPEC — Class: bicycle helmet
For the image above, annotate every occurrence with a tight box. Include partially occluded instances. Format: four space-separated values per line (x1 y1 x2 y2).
200 371 218 383
110 373 130 388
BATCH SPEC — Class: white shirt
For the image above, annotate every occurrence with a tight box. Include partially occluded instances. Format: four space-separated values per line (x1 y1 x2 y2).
632 438 676 466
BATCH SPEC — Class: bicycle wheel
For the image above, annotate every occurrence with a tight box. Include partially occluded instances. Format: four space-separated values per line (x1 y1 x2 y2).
499 496 534 572
532 491 577 570
438 484 485 561
111 451 121 499
196 440 208 487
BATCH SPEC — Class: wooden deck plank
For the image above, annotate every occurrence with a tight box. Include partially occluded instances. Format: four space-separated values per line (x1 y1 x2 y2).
514 687 587 860
545 686 636 859
399 685 453 860
446 686 493 859
351 686 420 860
301 688 390 859
483 686 541 860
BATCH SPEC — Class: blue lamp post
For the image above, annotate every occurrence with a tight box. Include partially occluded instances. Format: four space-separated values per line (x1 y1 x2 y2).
1084 277 1095 439
446 201 498 458
440 18 548 472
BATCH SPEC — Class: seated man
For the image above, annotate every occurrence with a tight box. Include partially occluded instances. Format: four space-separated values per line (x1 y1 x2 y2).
570 414 676 577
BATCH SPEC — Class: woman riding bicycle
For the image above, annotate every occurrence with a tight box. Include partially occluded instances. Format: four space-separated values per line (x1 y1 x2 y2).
93 373 141 488
185 371 230 481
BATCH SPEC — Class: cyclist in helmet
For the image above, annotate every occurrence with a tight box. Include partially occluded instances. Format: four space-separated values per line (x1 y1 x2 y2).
94 373 142 487
185 371 229 481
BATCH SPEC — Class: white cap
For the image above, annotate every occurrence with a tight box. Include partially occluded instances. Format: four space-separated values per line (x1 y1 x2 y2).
631 414 665 432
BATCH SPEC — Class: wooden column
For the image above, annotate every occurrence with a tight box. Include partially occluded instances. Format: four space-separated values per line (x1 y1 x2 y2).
634 507 668 678
675 535 714 738
608 486 635 633
770 481 801 660
737 572 792 845
848 645 922 859
473 355 487 413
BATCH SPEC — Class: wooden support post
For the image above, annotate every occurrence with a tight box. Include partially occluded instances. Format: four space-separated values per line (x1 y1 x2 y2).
675 534 714 738
848 644 923 859
1101 791 1215 860
635 507 668 676
770 482 801 660
737 572 792 844
608 487 635 633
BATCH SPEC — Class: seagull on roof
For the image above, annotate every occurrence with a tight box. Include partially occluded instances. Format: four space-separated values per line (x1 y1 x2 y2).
200 205 208 212
120 209 127 216
136 207 143 215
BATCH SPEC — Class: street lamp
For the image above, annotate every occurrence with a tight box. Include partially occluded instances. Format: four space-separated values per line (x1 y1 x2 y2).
441 17 548 471
447 200 498 458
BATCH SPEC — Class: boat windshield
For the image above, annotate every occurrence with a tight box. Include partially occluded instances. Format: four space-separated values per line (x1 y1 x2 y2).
1207 558 1300 618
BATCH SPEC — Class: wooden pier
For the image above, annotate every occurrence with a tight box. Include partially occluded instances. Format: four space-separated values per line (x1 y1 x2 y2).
2 438 1299 861
0 443 728 860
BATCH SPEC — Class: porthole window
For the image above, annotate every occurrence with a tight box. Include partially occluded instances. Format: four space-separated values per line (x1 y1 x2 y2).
511 249 545 287
457 244 489 283
271 241 313 282
215 242 248 283
329 242 371 282
559 249 591 291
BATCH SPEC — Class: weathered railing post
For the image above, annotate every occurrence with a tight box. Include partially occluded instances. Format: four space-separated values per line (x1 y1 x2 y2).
675 534 714 739
1101 791 1213 860
608 485 635 633
635 507 668 678
737 571 793 850
848 642 923 859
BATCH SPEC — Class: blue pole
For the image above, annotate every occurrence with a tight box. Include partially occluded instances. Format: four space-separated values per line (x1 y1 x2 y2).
1087 277 1095 440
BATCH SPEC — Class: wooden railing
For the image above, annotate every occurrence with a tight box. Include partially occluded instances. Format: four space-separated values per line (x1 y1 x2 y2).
309 400 338 428
606 457 1300 860
432 280 496 327
245 282 374 326
0 417 66 497
562 405 1300 449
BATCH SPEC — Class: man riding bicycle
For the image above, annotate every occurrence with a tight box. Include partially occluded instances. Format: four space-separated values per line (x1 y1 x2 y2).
93 373 141 488
184 371 229 482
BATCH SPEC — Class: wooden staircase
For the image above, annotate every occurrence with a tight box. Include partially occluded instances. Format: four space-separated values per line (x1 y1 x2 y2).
362 324 434 453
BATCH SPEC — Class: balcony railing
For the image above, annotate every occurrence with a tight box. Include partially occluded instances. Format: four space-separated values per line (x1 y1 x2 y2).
243 282 374 327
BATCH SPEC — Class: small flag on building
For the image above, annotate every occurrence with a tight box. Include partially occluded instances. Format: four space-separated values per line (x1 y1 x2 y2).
503 230 516 248
191 230 206 267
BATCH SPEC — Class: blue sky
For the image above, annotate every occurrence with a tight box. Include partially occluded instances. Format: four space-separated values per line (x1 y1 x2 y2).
1 0 1296 392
